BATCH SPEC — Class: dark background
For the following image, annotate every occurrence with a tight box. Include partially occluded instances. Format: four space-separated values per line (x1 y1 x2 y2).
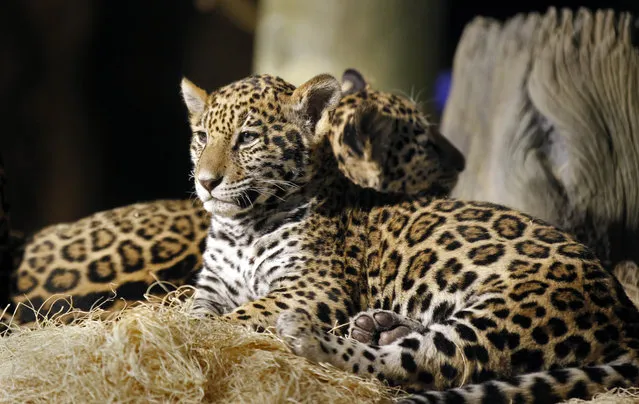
1 0 636 234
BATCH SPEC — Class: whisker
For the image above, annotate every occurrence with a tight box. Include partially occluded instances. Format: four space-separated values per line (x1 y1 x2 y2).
243 190 255 209
262 182 288 192
259 178 300 188
255 179 300 192
187 190 199 203
250 187 286 202
237 192 246 208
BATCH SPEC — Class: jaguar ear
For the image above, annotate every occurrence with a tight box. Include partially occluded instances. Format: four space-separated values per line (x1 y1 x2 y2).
290 74 341 130
341 68 368 95
181 77 208 116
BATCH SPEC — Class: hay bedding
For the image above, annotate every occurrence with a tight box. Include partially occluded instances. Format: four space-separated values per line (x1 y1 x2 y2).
0 288 396 404
1 290 638 404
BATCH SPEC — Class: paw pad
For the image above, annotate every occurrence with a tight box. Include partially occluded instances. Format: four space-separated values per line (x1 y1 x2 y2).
349 309 424 345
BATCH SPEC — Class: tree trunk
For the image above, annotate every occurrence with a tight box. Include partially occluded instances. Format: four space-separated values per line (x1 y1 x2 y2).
253 0 444 114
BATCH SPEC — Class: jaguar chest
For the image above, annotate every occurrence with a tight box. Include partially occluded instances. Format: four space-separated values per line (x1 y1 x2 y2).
203 223 304 302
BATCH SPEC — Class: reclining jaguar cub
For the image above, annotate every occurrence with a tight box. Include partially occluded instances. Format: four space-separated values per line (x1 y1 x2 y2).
182 73 639 403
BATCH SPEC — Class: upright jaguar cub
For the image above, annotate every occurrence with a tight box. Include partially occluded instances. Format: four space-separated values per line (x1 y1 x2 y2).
182 72 639 403
3 68 453 328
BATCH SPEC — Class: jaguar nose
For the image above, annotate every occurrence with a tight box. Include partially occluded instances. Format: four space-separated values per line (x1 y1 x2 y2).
199 176 223 192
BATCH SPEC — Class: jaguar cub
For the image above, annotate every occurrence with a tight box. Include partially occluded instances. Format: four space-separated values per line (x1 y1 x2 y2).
3 68 450 328
182 73 639 403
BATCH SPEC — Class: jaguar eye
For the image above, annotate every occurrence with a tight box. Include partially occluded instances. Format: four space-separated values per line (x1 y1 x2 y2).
195 131 207 144
238 131 259 145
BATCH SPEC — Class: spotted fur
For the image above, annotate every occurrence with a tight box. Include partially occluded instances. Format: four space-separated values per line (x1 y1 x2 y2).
8 199 210 325
183 72 639 403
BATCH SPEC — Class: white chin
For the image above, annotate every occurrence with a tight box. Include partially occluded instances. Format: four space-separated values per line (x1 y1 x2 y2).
203 199 241 216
